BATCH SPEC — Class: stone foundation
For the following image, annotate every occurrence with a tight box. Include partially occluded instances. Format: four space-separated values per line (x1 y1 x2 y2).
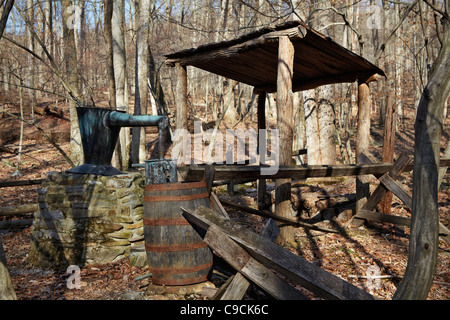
29 171 146 269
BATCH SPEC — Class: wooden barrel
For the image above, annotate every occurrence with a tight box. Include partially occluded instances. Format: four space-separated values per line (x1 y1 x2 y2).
143 181 213 286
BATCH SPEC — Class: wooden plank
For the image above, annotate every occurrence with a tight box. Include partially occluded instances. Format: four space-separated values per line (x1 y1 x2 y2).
203 224 308 300
178 159 450 181
179 163 394 181
361 153 412 212
165 24 306 66
356 210 411 227
0 179 44 188
219 218 279 300
220 199 338 233
209 193 230 220
378 174 412 208
220 272 250 300
211 274 235 300
181 206 374 300
0 219 33 230
0 203 38 216
354 210 450 242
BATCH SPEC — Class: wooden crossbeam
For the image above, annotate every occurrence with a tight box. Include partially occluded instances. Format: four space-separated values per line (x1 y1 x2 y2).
351 154 450 245
178 159 450 182
359 153 412 213
220 199 338 233
181 206 374 300
378 174 412 208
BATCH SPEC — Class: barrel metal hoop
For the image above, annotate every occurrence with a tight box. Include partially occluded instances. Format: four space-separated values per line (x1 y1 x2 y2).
144 192 209 202
145 242 208 252
143 218 190 226
150 275 209 286
149 261 213 275
145 181 206 191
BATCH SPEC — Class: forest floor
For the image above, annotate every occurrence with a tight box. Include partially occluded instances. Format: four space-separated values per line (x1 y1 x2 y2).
0 95 449 301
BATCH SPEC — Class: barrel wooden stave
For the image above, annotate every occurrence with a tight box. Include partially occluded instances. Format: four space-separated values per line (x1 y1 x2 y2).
144 181 213 286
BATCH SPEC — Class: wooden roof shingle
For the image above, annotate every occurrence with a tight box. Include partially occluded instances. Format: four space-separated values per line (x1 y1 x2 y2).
165 21 385 93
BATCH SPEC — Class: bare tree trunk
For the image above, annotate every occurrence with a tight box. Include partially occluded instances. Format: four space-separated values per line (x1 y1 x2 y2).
111 0 130 170
104 0 116 109
394 5 450 299
317 85 336 164
304 89 320 164
61 0 82 165
0 238 16 300
27 0 35 118
131 0 151 164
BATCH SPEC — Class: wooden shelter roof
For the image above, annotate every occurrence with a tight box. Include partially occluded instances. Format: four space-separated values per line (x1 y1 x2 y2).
165 21 385 93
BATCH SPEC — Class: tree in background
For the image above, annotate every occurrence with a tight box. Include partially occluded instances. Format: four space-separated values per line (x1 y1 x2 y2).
394 0 449 300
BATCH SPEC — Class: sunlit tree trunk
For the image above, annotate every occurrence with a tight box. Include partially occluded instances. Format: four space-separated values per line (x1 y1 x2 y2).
61 0 82 165
111 0 130 170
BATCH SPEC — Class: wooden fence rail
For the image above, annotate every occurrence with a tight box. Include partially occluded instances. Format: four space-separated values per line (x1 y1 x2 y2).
179 159 450 182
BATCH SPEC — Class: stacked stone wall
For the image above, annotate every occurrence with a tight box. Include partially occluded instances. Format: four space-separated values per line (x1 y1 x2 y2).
29 171 146 269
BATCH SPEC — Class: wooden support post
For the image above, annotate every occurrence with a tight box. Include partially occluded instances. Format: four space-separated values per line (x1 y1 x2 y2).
380 94 397 214
275 36 295 246
257 92 267 210
175 63 187 132
354 80 371 227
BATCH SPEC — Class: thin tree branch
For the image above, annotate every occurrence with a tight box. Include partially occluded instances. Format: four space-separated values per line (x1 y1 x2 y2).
4 110 75 168
374 0 419 61
422 0 446 17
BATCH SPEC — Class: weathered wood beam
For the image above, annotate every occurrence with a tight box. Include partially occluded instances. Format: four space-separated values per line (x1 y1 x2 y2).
356 209 411 227
0 219 33 230
0 203 38 216
219 273 250 300
219 199 338 233
378 174 413 208
358 153 412 213
202 224 309 300
219 218 280 300
165 26 306 67
178 159 450 182
355 210 450 243
181 206 374 300
0 179 44 188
